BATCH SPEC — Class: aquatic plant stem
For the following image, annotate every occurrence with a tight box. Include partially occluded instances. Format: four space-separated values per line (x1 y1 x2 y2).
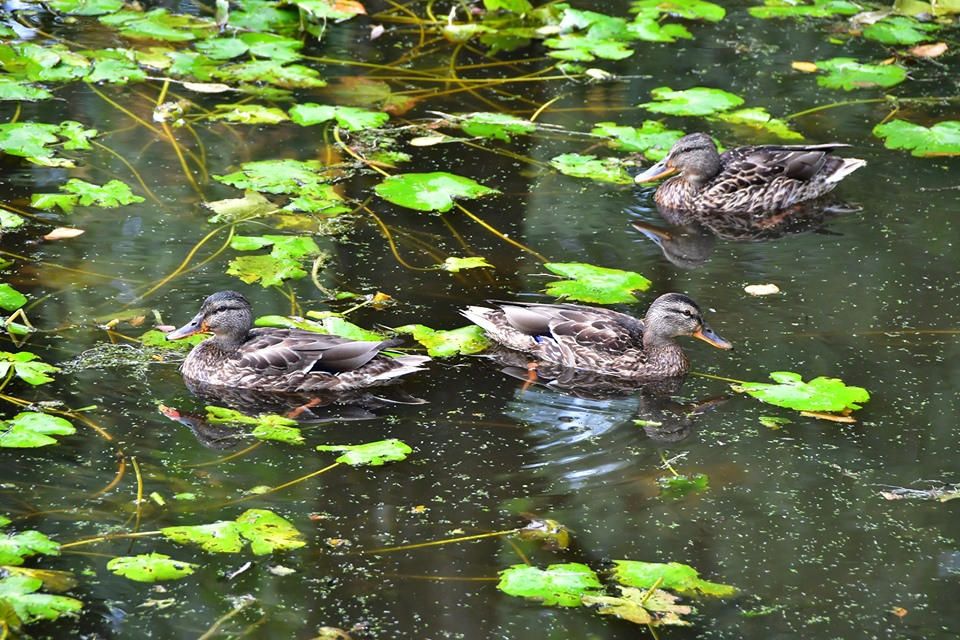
133 224 236 302
361 528 522 555
129 456 145 534
366 209 432 270
212 462 341 509
197 597 256 640
455 203 549 262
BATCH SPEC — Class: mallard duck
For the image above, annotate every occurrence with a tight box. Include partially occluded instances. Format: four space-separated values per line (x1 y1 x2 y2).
634 133 865 214
165 291 429 392
461 293 732 379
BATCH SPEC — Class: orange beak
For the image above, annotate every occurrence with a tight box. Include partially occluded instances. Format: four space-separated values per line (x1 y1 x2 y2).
166 312 208 341
634 158 677 184
693 324 733 350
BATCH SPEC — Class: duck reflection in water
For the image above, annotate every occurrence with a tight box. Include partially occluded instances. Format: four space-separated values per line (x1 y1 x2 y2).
630 195 860 270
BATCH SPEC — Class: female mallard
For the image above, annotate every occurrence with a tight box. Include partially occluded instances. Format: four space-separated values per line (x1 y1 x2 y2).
461 293 732 379
635 133 865 214
166 291 429 392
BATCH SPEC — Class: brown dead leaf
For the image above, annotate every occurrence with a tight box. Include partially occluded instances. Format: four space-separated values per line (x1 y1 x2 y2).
909 42 947 58
128 315 145 327
43 227 84 240
880 491 904 500
331 0 365 15
800 411 857 423
889 606 908 618
878 57 896 66
791 61 818 73
744 283 780 296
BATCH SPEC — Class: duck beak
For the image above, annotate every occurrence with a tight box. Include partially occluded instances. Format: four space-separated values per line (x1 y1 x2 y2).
693 323 733 350
166 312 207 341
634 158 677 184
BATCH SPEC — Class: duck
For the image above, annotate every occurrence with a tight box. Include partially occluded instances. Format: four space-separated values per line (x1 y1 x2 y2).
461 293 732 380
634 132 865 214
165 290 429 393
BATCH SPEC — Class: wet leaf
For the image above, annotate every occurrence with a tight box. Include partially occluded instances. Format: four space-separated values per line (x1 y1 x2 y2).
393 324 490 357
214 158 332 195
440 256 494 272
861 15 938 45
0 284 27 311
316 438 413 466
294 0 367 21
0 529 60 565
759 415 792 428
712 108 803 140
814 58 907 90
544 34 634 61
107 554 198 582
205 406 303 444
234 509 307 554
85 56 147 85
639 87 744 116
516 518 570 550
42 228 85 241
0 77 54 101
45 0 124 15
0 575 83 628
0 352 60 385
872 119 960 157
630 0 725 22
208 104 290 124
0 211 26 230
214 60 327 89
658 473 709 500
231 234 321 259
732 371 870 412
0 413 75 448
582 586 692 625
611 560 737 597
591 121 685 160
485 0 532 11
281 314 388 341
374 172 499 212
0 123 63 159
32 179 143 213
99 9 214 42
457 112 536 142
162 521 244 553
549 153 633 184
542 262 651 304
325 77 420 114
227 255 307 287
204 191 279 223
908 42 947 57
748 0 860 19
498 563 603 607
289 103 388 130
792 60 819 72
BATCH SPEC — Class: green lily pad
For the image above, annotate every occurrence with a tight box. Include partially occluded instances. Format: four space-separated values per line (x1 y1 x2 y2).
208 104 290 124
0 77 53 102
204 191 279 223
161 509 305 555
374 172 499 212
227 255 306 287
712 107 803 140
611 560 737 597
46 0 124 15
592 121 686 160
107 553 198 582
85 55 147 85
393 324 490 357
214 158 332 195
162 520 244 553
99 8 214 41
0 211 26 230
630 0 725 22
0 284 27 311
213 60 326 89
658 473 709 500
440 256 494 272
639 87 744 116
872 119 960 157
205 406 303 444
544 34 634 61
861 15 939 45
542 262 651 304
498 563 603 607
0 575 83 629
316 438 413 466
627 11 693 42
484 0 533 11
0 413 75 448
289 103 389 131
748 0 860 18
814 58 907 91
549 153 633 184
31 179 144 213
457 112 537 142
732 371 869 412
0 352 59 386
0 529 60 565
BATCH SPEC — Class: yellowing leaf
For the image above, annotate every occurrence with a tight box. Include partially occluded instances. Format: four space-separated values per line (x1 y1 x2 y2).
42 227 85 240
791 61 818 72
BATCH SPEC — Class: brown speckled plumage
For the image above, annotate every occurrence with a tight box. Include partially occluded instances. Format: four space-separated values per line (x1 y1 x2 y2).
166 291 429 392
461 293 732 380
635 133 865 214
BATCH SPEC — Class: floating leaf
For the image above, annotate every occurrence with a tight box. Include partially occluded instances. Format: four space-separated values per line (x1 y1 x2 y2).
0 529 60 565
658 473 709 500
484 0 532 12
31 179 144 213
0 284 27 311
107 554 198 582
204 191 279 223
732 371 869 412
611 560 737 597
748 0 860 18
640 87 744 116
873 119 960 157
99 8 214 41
288 103 388 130
316 438 412 466
214 158 331 195
293 0 367 21
440 256 494 272
42 228 85 241
457 112 536 142
814 58 907 91
542 262 651 304
861 15 938 45
544 34 634 61
227 255 306 287
393 324 490 357
161 521 244 553
0 413 75 448
205 406 303 444
516 518 570 550
498 563 603 607
45 0 124 15
0 352 59 385
0 77 54 102
374 172 499 212
208 104 290 124
591 121 685 160
549 153 633 184
214 60 326 89
0 575 83 629
627 12 693 42
161 509 304 554
0 211 26 230
630 0 725 22
712 107 803 140
583 585 692 626
325 76 420 115
759 415 792 428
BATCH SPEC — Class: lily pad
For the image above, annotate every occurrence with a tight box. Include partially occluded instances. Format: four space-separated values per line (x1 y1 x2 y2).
658 473 709 500
712 107 803 140
161 509 305 555
0 77 53 102
0 352 59 386
99 9 214 41
872 119 960 157
813 58 907 91
205 406 303 444
440 256 494 272
393 324 490 357
748 0 860 18
542 262 651 304
544 34 634 61
107 553 198 582
583 586 692 626
498 563 603 607
731 371 869 412
627 12 693 42
289 103 389 131
630 0 725 22
0 284 27 311
214 159 332 195
611 560 737 597
549 153 633 184
0 575 83 629
0 413 75 448
374 172 499 212
591 121 685 160
861 15 939 45
0 529 60 565
456 112 537 142
46 0 124 15
208 104 290 124
31 179 144 213
316 438 413 466
639 87 744 116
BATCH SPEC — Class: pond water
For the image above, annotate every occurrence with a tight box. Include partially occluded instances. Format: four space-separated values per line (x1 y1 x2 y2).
1 0 959 638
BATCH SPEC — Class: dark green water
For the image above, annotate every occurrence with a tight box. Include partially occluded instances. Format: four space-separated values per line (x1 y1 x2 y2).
1 1 959 638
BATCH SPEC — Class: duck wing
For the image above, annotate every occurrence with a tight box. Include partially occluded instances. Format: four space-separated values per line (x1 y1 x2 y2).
236 329 403 376
499 303 646 354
